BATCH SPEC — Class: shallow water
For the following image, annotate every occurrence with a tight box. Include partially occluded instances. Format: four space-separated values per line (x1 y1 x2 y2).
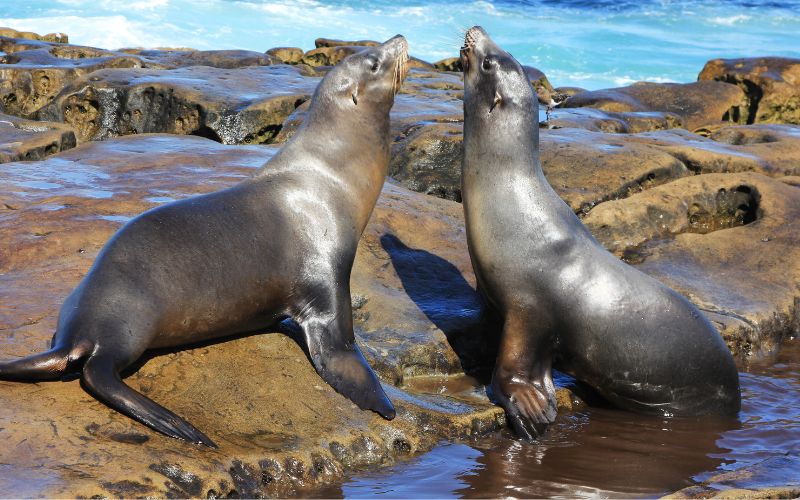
317 340 799 498
3 0 800 89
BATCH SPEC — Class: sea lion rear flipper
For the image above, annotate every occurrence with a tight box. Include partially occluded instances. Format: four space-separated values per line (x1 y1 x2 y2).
299 297 395 420
0 346 71 381
80 354 217 448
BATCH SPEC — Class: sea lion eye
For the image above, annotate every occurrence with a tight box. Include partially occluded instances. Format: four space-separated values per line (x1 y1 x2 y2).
371 61 380 72
482 56 492 71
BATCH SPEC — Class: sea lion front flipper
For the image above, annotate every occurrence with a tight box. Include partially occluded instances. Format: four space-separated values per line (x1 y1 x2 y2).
490 313 558 440
80 354 217 447
298 289 396 420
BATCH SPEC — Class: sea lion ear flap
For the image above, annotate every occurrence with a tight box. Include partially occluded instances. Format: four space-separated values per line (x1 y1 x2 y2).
352 87 358 105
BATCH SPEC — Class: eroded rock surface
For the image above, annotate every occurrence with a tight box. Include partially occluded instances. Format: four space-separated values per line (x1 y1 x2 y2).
0 111 75 162
563 81 748 131
38 65 318 143
0 36 146 117
699 57 800 125
584 172 800 356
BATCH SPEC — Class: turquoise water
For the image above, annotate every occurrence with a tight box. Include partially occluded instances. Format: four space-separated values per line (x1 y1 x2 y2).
1 0 799 89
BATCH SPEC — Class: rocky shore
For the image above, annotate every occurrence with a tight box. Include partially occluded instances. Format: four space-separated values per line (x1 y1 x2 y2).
0 29 798 497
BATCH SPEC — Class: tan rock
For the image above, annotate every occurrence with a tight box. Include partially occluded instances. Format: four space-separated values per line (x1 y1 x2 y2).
314 37 379 48
0 27 68 43
120 48 279 69
584 172 800 356
699 57 800 125
267 47 304 64
434 57 461 72
563 81 748 131
0 111 75 162
0 37 145 117
301 45 366 66
37 65 318 144
545 108 684 133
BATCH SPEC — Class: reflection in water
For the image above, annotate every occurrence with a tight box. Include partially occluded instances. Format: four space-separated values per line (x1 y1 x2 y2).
321 340 799 498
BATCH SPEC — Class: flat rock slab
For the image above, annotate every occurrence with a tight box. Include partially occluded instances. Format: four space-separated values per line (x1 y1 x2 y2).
0 134 523 497
563 81 748 131
120 48 280 69
0 112 75 162
545 107 684 133
584 172 800 357
699 57 800 125
38 65 318 144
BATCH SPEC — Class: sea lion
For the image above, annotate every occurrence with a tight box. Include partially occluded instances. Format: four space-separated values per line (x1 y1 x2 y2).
0 35 410 447
459 27 740 440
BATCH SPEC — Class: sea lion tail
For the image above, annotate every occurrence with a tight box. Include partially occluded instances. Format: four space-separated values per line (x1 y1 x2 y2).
0 345 73 381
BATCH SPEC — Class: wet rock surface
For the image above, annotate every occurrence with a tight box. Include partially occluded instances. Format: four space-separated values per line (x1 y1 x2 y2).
563 81 748 131
38 65 318 143
665 455 800 498
0 111 76 162
699 57 800 125
119 48 280 69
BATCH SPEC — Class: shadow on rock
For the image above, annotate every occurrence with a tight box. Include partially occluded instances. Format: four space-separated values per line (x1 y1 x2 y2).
379 234 499 379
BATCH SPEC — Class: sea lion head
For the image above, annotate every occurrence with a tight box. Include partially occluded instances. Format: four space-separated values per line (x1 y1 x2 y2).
460 26 536 121
319 34 409 114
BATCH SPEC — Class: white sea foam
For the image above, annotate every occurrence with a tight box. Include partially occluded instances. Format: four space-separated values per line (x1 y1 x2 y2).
0 15 182 50
709 14 752 26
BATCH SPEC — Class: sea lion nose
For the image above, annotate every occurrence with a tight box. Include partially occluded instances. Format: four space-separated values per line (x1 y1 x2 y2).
384 34 408 56
464 26 487 48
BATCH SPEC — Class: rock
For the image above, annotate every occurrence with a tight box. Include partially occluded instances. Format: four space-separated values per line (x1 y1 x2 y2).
0 27 68 43
389 126 692 212
314 37 379 48
554 86 587 98
37 65 318 144
699 57 800 125
433 57 461 72
563 81 748 131
0 37 145 118
540 128 692 213
388 122 800 210
0 133 580 497
523 65 555 104
267 47 304 64
625 125 800 177
391 68 463 132
301 45 365 67
665 455 800 498
389 123 464 201
544 108 684 133
120 48 280 69
584 172 800 357
0 112 76 162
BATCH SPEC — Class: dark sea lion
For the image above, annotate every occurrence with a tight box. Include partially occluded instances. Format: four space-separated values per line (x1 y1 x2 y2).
0 35 410 447
459 26 740 440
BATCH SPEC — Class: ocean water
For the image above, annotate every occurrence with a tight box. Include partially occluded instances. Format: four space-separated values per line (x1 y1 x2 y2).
1 0 799 90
